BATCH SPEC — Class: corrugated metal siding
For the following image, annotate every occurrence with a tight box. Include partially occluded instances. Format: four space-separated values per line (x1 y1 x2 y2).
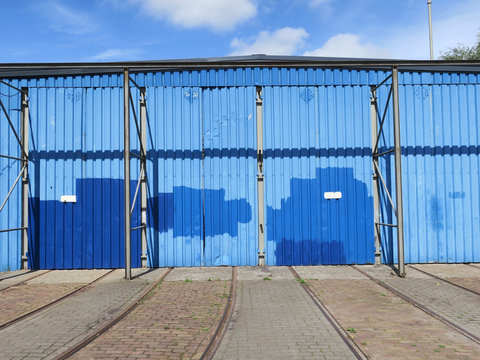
202 87 257 266
2 67 480 271
147 86 257 267
10 69 480 90
146 86 203 267
263 85 374 265
0 83 22 271
27 86 141 269
376 82 480 264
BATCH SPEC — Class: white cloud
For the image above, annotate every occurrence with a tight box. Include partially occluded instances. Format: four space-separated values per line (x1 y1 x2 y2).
304 33 391 58
88 48 144 61
36 2 98 35
229 27 309 56
131 0 257 31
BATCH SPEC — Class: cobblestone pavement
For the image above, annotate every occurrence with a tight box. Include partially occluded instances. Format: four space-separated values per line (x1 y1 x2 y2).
0 270 50 290
72 268 232 360
0 268 166 360
359 265 480 339
301 266 480 360
411 264 480 293
0 270 109 326
213 267 358 360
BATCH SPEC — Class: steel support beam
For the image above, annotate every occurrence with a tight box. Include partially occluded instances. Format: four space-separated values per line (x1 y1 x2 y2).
21 89 29 269
256 87 265 266
140 88 148 267
123 68 132 280
392 66 405 277
370 88 381 265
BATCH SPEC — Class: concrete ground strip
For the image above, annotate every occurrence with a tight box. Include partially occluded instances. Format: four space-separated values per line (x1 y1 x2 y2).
213 267 359 360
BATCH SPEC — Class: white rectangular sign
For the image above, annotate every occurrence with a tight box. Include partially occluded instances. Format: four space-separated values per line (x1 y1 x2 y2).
60 195 77 203
324 191 342 200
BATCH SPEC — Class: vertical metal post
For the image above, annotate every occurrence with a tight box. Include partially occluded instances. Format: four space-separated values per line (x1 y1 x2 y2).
20 88 29 270
140 88 148 268
370 87 381 265
392 66 405 276
256 87 265 266
427 0 434 60
123 68 132 280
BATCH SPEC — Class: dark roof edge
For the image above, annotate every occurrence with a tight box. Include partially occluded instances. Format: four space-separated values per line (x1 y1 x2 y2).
0 55 479 78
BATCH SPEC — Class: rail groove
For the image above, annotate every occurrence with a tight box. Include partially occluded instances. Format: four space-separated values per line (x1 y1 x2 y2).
0 269 115 331
288 266 366 360
201 267 237 360
0 270 51 292
53 267 173 360
409 265 480 297
351 265 480 346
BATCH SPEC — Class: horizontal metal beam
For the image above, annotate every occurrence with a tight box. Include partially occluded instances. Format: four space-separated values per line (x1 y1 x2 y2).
0 153 23 161
377 222 398 228
375 148 395 158
131 225 146 231
130 152 146 160
0 227 27 233
1 60 480 70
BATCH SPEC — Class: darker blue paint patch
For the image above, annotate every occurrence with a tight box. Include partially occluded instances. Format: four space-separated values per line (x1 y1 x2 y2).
28 179 141 270
429 195 444 231
267 167 374 265
449 191 465 199
148 186 251 237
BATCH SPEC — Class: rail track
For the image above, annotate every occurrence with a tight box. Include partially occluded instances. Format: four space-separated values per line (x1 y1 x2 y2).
200 267 237 360
53 266 237 360
289 266 366 360
351 265 480 346
0 269 115 331
0 270 51 292
53 267 173 360
409 264 480 297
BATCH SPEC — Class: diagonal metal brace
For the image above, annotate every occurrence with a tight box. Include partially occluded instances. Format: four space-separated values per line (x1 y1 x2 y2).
0 98 28 160
0 164 26 212
373 160 397 217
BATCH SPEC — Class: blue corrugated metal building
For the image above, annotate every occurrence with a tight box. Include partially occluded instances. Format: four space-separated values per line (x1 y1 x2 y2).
1 56 479 271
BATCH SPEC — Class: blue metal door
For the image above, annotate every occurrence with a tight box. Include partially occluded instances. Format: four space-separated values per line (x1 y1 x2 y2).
263 86 375 265
201 87 258 266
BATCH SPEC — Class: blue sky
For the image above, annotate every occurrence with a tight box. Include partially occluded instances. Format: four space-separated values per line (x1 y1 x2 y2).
1 0 479 63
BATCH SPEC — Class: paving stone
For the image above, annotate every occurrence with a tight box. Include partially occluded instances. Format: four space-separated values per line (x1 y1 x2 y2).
213 277 357 360
72 276 231 360
0 268 167 359
236 266 294 281
27 269 109 284
166 267 232 282
293 265 365 280
0 270 50 290
359 265 480 339
411 263 480 278
308 277 480 359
